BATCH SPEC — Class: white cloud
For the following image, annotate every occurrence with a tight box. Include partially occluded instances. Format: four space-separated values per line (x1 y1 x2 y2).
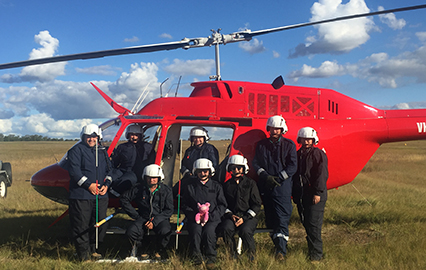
163 59 215 76
392 103 410 109
289 0 374 58
0 119 12 133
0 59 208 137
288 45 426 88
159 33 173 39
272 50 280 58
124 36 139 43
92 61 167 111
23 113 93 137
391 101 426 109
238 38 266 54
115 62 160 92
1 61 163 126
238 23 250 32
416 32 426 42
0 62 163 138
20 31 66 82
378 6 406 30
0 31 66 83
288 61 346 82
4 113 96 138
3 81 114 120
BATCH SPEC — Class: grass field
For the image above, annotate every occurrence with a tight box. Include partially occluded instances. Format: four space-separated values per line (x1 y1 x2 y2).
1 140 426 269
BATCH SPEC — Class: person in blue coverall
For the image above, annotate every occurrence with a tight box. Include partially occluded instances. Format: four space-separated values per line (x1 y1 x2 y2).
252 115 297 261
66 124 112 261
110 124 155 196
180 126 219 179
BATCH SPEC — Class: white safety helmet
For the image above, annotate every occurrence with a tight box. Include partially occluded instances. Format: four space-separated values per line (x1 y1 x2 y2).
142 164 165 181
125 124 143 139
297 127 319 145
266 115 288 134
189 126 210 141
226 154 249 174
80 124 102 140
192 158 215 176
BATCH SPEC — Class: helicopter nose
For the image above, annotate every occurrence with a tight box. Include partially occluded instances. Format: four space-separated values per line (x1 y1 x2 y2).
31 163 70 205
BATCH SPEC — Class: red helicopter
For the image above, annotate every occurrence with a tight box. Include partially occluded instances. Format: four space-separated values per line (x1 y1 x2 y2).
1 4 426 208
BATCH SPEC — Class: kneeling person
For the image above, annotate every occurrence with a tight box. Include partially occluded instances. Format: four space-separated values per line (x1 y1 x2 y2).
219 155 262 260
120 164 173 260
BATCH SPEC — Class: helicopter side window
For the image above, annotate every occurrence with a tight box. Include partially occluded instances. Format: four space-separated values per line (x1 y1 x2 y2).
257 94 266 115
100 120 160 151
248 93 255 114
281 96 290 113
100 121 160 193
269 94 278 115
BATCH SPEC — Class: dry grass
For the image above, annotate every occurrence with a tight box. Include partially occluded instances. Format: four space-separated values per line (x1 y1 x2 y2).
1 140 426 269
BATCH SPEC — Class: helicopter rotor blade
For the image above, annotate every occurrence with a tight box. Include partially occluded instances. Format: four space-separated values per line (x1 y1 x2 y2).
0 4 425 71
0 40 191 70
244 4 426 38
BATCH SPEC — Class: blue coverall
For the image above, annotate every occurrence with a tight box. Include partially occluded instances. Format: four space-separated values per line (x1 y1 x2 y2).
252 135 297 256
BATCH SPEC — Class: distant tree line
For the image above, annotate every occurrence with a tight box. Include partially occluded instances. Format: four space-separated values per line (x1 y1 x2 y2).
0 133 78 142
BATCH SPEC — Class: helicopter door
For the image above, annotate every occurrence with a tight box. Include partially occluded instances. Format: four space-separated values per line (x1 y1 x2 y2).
161 125 233 187
161 125 182 187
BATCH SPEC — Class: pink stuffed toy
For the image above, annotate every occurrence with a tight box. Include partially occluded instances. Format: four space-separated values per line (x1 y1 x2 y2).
195 202 210 226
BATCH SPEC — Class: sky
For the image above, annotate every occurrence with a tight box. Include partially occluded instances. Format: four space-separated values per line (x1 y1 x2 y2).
1 0 426 139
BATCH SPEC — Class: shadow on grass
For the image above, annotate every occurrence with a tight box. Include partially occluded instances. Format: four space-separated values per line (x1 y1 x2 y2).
0 214 194 261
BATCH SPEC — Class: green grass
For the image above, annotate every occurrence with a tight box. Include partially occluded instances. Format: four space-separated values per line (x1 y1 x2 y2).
1 141 426 269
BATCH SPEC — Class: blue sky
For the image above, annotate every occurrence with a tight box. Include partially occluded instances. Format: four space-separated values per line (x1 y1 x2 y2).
1 0 426 139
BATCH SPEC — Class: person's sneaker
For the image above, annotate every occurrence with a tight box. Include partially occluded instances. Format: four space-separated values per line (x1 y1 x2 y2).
91 252 102 260
140 254 150 260
205 258 216 270
153 252 162 260
206 262 216 270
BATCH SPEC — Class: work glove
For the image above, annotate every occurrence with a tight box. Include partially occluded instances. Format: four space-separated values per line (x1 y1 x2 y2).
266 175 281 190
259 171 269 181
224 211 233 220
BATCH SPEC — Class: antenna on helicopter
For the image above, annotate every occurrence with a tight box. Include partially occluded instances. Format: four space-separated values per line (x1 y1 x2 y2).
160 78 169 98
131 83 150 114
175 76 182 97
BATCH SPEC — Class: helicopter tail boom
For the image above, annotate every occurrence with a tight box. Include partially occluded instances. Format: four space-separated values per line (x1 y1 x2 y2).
383 109 426 143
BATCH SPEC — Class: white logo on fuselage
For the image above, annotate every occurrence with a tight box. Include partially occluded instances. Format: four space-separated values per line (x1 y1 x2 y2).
416 122 426 133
